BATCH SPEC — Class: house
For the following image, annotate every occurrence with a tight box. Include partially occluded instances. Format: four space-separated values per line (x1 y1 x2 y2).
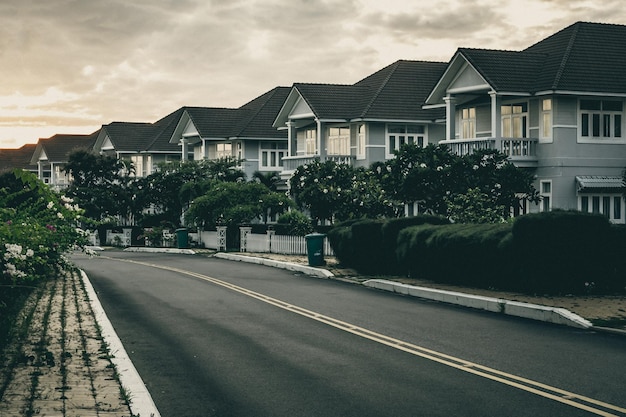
169 87 291 180
30 133 98 188
425 21 626 222
93 107 188 177
0 144 38 175
272 60 448 186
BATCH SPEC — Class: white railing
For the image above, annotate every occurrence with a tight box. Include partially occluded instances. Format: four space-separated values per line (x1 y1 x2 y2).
282 154 355 171
438 137 538 167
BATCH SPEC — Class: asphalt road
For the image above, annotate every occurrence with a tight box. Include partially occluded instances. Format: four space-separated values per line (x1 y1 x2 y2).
71 250 626 417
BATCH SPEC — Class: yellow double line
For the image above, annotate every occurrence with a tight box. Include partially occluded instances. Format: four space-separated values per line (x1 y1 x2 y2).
110 257 626 417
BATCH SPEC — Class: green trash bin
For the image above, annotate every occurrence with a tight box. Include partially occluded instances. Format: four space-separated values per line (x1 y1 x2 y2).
305 233 326 266
175 228 188 249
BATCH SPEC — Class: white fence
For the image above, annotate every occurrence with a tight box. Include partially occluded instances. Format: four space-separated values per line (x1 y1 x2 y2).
192 229 334 256
93 227 334 256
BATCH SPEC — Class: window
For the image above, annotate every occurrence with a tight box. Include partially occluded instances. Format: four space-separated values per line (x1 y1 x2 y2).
130 155 143 177
540 180 551 212
356 124 366 159
502 103 528 138
260 142 287 169
216 143 232 159
580 194 624 223
541 99 552 140
580 99 623 139
461 108 476 139
386 124 425 158
297 128 317 155
327 126 350 155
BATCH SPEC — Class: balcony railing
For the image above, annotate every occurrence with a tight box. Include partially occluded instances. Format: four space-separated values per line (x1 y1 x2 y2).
282 154 355 171
438 137 538 167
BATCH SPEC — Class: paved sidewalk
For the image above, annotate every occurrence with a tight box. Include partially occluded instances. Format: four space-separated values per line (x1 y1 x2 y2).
0 271 132 417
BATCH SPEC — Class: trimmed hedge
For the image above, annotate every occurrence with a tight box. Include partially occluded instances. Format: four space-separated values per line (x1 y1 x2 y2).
331 210 626 295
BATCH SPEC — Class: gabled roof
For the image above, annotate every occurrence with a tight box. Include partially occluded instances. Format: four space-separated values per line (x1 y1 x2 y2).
145 107 187 153
30 133 98 164
524 21 626 93
427 21 626 104
170 87 290 142
0 144 37 172
100 122 158 153
274 60 447 125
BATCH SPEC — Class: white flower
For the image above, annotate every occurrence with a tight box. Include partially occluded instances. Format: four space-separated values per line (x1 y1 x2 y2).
436 166 443 171
419 163 427 168
47 201 55 210
473 165 479 170
57 212 64 219
26 249 34 257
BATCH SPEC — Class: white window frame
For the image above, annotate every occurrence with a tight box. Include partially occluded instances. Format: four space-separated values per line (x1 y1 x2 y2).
460 107 476 139
579 194 624 223
259 142 287 170
296 128 317 155
356 124 366 160
501 103 528 139
540 180 552 212
540 98 552 142
579 99 624 143
216 142 232 159
327 126 350 156
385 124 426 159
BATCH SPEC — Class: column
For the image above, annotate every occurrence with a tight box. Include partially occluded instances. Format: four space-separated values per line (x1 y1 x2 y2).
444 96 457 140
216 226 227 252
181 138 189 162
239 226 252 252
490 91 501 139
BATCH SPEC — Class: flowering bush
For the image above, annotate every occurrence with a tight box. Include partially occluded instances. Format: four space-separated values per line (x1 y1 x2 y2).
0 169 87 286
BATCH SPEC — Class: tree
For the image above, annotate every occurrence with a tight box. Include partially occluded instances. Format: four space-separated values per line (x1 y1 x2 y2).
139 158 245 227
63 150 133 223
185 181 292 229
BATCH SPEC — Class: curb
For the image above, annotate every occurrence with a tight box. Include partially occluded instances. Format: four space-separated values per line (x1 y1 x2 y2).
124 246 196 255
210 253 602 331
362 279 593 329
214 253 334 278
80 270 162 417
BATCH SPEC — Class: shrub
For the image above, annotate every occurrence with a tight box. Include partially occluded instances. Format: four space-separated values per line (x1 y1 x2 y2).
276 210 314 236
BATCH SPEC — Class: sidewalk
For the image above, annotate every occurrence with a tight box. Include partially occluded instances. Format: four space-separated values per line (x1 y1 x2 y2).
0 271 133 417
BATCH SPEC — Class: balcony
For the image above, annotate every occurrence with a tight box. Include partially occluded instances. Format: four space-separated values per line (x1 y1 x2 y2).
281 154 356 171
438 137 538 168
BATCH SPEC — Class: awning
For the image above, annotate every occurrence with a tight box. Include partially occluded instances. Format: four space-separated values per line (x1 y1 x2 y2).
576 176 625 193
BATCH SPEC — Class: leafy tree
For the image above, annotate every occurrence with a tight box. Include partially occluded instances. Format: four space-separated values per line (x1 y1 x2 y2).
289 160 397 224
252 170 281 192
63 150 133 223
139 158 245 227
185 181 292 229
445 187 507 223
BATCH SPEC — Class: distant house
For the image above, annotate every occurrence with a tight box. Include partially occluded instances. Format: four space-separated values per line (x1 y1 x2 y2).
0 144 38 175
425 21 626 222
169 87 290 179
273 60 448 190
93 107 188 177
30 133 98 188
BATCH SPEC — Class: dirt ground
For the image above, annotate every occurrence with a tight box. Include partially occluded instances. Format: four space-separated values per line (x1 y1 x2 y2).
233 253 626 329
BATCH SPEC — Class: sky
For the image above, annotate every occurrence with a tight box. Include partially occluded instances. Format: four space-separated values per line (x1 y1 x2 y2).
1 0 626 148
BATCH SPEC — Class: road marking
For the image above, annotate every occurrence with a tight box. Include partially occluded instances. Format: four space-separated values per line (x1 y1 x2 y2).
104 256 626 417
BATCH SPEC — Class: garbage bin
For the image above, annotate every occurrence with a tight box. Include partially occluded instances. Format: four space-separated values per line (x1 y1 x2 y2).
175 228 188 249
305 233 326 266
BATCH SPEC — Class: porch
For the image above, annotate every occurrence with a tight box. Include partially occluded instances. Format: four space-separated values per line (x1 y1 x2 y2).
438 137 538 168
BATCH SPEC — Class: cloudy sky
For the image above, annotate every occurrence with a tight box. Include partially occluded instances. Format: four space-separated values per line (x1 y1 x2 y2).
1 0 625 148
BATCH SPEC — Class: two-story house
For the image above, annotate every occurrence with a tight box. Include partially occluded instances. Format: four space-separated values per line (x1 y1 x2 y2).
93 107 188 177
425 21 626 222
29 133 98 188
169 87 290 179
273 60 448 186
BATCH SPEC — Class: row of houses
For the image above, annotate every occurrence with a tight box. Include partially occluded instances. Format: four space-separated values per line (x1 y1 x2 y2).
2 21 626 223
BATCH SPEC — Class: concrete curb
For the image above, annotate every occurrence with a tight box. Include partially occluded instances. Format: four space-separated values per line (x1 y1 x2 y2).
80 270 162 417
363 279 593 329
214 253 334 278
124 246 196 255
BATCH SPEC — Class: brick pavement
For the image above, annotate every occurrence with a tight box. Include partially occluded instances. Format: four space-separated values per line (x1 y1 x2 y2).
0 271 132 417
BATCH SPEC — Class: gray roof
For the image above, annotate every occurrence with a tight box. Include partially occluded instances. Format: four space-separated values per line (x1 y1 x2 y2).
576 176 625 193
0 144 37 172
31 133 98 164
454 22 626 95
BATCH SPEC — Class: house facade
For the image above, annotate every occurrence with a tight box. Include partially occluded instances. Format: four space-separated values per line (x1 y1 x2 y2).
425 21 626 223
273 60 448 184
169 87 290 180
30 133 98 188
93 107 188 177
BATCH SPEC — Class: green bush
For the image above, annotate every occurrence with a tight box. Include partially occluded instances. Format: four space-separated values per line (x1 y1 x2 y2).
511 210 613 294
276 210 314 236
349 219 385 273
327 222 354 266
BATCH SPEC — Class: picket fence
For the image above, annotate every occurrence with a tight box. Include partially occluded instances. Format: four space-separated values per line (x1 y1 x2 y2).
92 227 334 257
191 230 334 256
